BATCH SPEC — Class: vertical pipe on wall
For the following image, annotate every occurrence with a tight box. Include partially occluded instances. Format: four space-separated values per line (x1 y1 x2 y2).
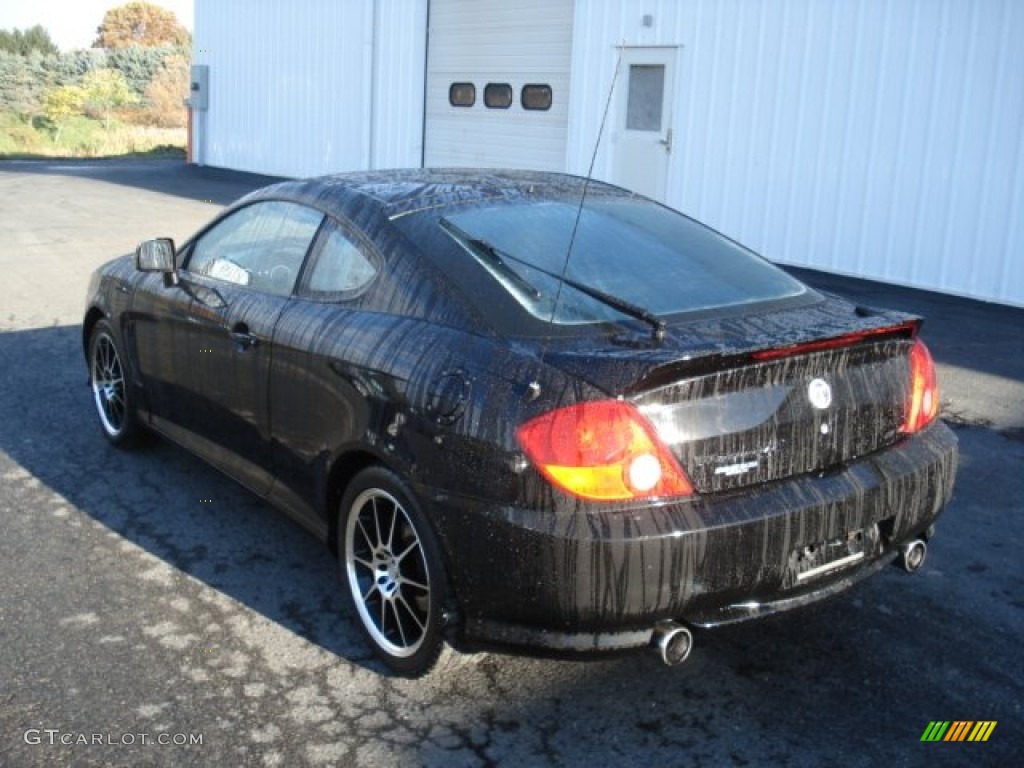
186 105 193 163
421 0 431 168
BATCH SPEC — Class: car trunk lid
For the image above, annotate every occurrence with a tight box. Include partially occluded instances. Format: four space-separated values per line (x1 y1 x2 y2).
540 299 922 494
631 328 916 493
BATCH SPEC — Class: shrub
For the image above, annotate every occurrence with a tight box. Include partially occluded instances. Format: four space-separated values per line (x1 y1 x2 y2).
53 49 107 86
142 53 188 128
107 45 178 97
44 84 86 141
0 50 53 117
79 68 138 129
0 112 47 155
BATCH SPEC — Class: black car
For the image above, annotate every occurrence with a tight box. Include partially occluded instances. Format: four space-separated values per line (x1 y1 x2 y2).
84 169 957 676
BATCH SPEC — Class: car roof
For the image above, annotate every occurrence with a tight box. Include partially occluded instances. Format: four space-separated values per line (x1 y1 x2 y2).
242 169 633 221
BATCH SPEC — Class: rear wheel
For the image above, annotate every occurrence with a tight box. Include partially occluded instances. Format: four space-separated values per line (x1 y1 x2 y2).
88 319 140 448
339 467 448 677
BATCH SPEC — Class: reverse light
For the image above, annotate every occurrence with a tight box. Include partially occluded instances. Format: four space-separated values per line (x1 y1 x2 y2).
516 400 694 501
900 339 939 434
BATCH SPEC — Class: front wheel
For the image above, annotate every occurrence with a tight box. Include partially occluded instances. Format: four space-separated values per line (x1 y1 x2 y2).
339 467 448 677
88 319 140 448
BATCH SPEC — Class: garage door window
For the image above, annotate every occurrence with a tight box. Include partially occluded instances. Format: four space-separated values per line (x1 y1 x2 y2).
521 84 552 111
484 83 513 109
449 82 475 107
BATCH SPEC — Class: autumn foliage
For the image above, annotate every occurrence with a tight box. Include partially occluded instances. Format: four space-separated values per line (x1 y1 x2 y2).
143 54 189 128
1 3 190 156
93 2 190 49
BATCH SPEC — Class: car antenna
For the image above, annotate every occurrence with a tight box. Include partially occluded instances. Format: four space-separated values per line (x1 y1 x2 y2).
529 47 625 402
542 46 665 358
529 46 660 402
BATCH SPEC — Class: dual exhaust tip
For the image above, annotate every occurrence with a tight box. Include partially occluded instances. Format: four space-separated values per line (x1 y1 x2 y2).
651 538 927 667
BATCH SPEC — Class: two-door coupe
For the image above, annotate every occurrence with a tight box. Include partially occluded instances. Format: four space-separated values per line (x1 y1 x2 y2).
84 170 957 676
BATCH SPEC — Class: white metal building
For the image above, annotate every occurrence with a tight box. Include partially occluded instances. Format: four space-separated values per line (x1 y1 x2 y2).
191 0 1024 307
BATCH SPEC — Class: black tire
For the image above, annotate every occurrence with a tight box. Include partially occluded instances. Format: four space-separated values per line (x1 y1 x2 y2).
339 467 448 677
88 319 140 448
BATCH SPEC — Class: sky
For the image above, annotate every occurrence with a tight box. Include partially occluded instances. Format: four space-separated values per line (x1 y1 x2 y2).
0 0 193 51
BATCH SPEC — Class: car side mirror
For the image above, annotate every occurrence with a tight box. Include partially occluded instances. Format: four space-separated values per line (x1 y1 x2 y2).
136 238 178 285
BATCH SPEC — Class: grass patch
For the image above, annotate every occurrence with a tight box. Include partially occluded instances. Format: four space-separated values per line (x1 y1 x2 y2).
0 111 185 159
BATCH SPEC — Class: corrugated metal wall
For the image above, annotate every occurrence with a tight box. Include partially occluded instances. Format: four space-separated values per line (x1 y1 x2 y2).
193 0 425 177
372 0 428 169
423 0 573 169
568 0 1024 307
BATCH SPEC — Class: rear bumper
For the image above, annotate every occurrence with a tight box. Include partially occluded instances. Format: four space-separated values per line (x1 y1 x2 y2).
424 420 958 653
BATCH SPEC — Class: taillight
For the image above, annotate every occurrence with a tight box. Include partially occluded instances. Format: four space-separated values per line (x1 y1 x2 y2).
516 400 694 501
900 339 939 434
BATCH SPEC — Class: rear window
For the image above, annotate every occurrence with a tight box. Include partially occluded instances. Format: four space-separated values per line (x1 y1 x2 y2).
439 198 806 325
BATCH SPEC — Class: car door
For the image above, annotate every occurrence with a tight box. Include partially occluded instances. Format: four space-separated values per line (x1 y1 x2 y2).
128 268 196 426
161 200 324 494
265 217 384 527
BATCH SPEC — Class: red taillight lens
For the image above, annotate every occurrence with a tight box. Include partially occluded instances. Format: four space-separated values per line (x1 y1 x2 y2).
516 400 694 501
900 339 939 434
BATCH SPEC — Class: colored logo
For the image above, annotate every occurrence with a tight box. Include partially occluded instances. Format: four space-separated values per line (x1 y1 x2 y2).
920 721 997 742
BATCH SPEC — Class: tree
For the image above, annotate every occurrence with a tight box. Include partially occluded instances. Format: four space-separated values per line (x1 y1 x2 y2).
107 45 175 96
80 68 138 129
0 25 58 56
53 49 107 86
44 84 85 142
0 50 55 118
93 2 190 49
143 53 188 127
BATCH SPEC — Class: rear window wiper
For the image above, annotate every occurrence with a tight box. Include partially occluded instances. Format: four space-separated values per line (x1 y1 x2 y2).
440 217 666 342
440 218 542 300
553 273 666 342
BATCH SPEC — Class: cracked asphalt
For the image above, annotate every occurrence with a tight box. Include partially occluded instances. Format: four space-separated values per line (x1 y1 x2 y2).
0 158 1021 767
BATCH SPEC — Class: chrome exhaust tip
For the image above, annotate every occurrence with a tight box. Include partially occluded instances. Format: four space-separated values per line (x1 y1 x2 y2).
898 539 927 573
651 621 693 666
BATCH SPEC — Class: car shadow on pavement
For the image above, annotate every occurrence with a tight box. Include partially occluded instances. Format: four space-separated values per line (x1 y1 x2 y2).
0 322 381 675
1 322 1021 766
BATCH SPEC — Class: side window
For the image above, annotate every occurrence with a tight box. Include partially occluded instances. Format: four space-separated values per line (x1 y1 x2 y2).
303 222 379 298
187 201 323 296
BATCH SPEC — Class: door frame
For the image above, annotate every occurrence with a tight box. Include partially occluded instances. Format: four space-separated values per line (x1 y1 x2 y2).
609 45 680 202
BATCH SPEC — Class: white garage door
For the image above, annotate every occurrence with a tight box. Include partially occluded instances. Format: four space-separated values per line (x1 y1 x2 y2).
424 0 573 170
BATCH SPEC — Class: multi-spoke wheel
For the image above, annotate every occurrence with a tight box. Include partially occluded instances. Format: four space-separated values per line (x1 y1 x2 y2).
88 319 139 447
340 467 448 677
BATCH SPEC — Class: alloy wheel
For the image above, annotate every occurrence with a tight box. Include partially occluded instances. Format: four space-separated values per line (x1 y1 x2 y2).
91 332 126 438
344 488 433 658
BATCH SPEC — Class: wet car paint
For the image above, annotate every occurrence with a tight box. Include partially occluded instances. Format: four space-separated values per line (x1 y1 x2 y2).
83 169 957 659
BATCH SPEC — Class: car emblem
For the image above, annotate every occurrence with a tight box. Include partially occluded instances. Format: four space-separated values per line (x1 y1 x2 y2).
807 378 832 410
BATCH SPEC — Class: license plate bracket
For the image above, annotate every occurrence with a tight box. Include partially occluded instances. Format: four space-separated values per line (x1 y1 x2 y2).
789 524 878 585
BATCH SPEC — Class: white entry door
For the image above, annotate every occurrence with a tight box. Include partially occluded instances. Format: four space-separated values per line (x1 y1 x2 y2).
610 47 677 202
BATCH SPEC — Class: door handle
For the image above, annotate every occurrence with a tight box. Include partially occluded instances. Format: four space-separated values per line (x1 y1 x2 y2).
229 323 259 350
659 128 673 153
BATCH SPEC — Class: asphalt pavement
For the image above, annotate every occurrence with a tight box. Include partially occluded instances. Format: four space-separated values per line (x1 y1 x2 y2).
0 158 1021 767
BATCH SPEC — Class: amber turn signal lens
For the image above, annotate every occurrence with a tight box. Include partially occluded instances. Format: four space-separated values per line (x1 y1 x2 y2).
516 400 694 501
